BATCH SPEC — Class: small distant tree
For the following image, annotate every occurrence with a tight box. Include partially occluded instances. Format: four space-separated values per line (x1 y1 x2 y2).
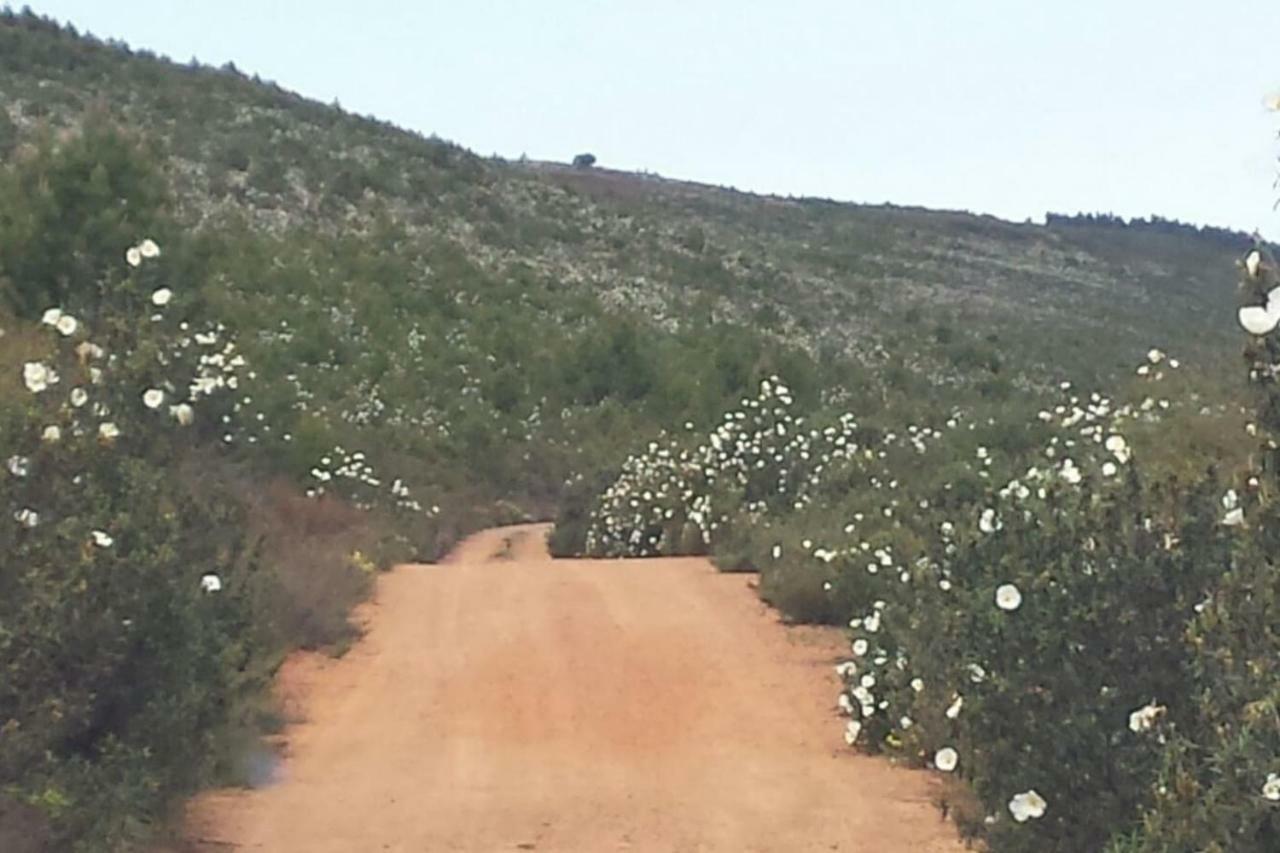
572 152 596 169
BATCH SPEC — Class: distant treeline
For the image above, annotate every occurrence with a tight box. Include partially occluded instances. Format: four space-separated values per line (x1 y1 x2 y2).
1045 211 1255 249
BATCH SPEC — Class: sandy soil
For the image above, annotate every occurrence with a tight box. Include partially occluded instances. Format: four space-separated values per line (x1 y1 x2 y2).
183 524 963 852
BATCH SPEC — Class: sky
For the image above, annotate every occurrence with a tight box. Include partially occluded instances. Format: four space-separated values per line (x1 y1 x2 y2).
25 1 1280 235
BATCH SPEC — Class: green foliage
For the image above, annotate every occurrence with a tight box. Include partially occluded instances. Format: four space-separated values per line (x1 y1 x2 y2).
0 11 1274 852
558 247 1280 852
0 108 16 156
1121 247 1280 851
565 319 644 402
0 114 167 317
0 252 268 848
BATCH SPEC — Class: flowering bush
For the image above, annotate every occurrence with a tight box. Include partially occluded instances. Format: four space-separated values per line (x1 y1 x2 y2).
582 378 867 558
560 249 1280 849
0 242 273 849
1120 244 1280 851
0 109 839 850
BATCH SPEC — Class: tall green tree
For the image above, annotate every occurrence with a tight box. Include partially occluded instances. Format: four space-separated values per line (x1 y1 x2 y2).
0 112 167 317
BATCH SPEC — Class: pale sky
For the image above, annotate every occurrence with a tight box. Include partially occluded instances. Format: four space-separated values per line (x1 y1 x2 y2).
24 1 1280 235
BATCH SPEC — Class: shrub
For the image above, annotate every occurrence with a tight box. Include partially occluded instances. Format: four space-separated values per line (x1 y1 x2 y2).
0 114 168 317
0 241 268 849
559 306 1279 850
0 109 16 156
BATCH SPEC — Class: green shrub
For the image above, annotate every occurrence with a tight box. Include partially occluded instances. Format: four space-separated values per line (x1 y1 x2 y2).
0 114 167 317
0 244 268 849
560 281 1279 850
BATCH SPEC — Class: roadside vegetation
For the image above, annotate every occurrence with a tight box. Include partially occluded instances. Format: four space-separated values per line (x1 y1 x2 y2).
1 8 1276 851
557 161 1280 853
0 20 824 852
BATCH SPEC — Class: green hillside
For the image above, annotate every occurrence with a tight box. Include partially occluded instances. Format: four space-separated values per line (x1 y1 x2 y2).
0 10 1254 397
0 8 1275 853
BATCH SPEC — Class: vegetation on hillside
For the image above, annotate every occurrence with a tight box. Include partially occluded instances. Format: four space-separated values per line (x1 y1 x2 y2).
0 7 1261 397
0 14 824 851
0 7 1276 852
558 166 1280 853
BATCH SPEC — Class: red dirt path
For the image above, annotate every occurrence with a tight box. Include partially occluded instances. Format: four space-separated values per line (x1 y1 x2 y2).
183 524 962 852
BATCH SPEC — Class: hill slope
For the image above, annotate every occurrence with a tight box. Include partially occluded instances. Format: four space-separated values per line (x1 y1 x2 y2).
0 9 1252 397
0 10 1272 852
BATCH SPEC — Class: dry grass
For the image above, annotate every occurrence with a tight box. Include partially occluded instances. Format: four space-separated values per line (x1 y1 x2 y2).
246 478 379 654
936 773 988 848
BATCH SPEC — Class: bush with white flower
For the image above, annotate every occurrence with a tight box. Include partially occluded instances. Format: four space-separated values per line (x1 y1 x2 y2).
0 236 275 848
1119 241 1280 851
581 378 875 559
559 245 1280 850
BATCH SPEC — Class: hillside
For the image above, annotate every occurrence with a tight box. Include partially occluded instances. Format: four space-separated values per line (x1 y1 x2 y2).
1 9 1276 853
0 10 1253 397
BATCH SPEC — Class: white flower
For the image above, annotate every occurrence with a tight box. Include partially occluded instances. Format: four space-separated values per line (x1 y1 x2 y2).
139 238 161 259
1239 304 1280 335
7 455 30 477
41 307 62 326
910 677 924 693
55 314 78 336
1104 435 1129 461
14 508 39 528
91 530 114 548
843 719 862 745
142 388 165 409
151 287 173 307
1102 461 1118 477
996 583 1023 611
1147 348 1164 364
41 425 61 443
771 544 782 559
946 694 964 719
170 403 194 426
1060 459 1082 485
200 573 223 593
1222 489 1239 510
1128 701 1165 733
1263 772 1280 802
126 246 142 267
70 387 88 407
934 747 958 772
23 361 58 393
1008 790 1047 822
98 422 121 442
1222 508 1245 527
979 507 1002 534
1245 249 1263 278
837 693 854 715
852 638 869 657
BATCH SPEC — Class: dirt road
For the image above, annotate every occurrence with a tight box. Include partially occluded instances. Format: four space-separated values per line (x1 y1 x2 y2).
185 525 962 852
